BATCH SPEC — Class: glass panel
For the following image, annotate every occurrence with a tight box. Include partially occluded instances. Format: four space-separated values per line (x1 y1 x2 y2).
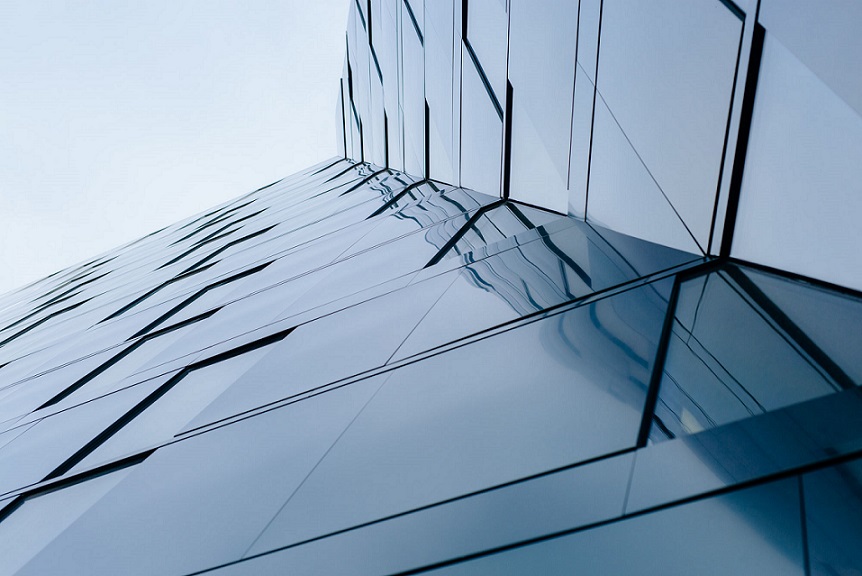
507 0 577 212
48 322 202 412
459 50 502 196
246 283 667 553
743 268 862 384
759 0 862 118
215 454 633 574
336 85 346 157
368 58 387 167
628 384 862 514
803 457 862 576
465 0 508 102
733 34 862 292
651 264 862 442
15 375 388 576
379 0 403 170
404 0 422 34
341 199 483 259
586 95 701 254
595 0 741 250
425 0 456 183
393 221 688 362
567 63 594 218
0 467 133 576
576 0 602 84
420 479 805 575
0 382 155 496
442 203 561 260
181 272 455 432
276 218 464 315
0 347 120 425
402 5 425 176
71 344 275 471
159 266 270 327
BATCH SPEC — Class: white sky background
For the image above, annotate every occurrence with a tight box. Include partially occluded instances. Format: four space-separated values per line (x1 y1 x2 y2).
0 0 350 295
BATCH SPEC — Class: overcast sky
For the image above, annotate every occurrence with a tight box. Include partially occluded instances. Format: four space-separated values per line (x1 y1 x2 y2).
0 0 349 295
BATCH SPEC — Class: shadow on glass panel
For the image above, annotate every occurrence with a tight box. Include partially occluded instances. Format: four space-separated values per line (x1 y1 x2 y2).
803 457 862 576
651 263 862 442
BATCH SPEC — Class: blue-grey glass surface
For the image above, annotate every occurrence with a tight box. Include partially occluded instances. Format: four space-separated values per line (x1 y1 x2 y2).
1 0 861 571
628 386 862 513
272 213 467 315
378 0 403 170
575 0 602 84
567 62 594 218
733 33 862 292
442 203 561 260
15 375 388 576
424 0 457 183
181 273 455 432
0 382 153 496
803 458 862 576
759 0 862 118
0 466 133 576
742 268 862 384
651 265 862 442
401 4 425 177
247 284 666 554
393 220 688 362
72 344 274 471
459 48 502 197
205 454 634 576
464 0 507 104
589 0 741 252
507 0 577 213
367 63 387 167
0 346 121 424
586 95 701 254
422 479 805 576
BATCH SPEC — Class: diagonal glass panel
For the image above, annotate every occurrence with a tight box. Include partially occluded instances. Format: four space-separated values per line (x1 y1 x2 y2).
247 282 669 553
392 219 694 362
803 457 862 576
413 479 805 575
0 466 134 576
651 264 862 442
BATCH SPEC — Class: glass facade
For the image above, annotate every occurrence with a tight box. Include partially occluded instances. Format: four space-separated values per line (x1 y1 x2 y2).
0 1 861 574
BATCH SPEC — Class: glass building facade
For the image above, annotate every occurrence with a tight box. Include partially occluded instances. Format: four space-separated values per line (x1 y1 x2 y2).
1 1 861 574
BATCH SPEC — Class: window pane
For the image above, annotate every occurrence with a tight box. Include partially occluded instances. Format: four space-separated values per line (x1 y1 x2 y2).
732 34 862 292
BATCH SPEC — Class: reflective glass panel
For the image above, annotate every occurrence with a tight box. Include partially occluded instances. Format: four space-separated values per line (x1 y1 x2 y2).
651 265 862 442
803 458 862 576
402 5 425 177
247 283 667 553
733 34 862 292
507 0 577 212
0 467 133 576
422 479 805 575
72 343 275 471
594 0 741 250
587 95 701 254
15 376 388 576
465 0 507 101
425 0 456 183
459 50 502 196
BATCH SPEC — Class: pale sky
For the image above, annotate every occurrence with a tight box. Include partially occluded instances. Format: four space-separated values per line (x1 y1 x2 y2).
0 0 349 295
